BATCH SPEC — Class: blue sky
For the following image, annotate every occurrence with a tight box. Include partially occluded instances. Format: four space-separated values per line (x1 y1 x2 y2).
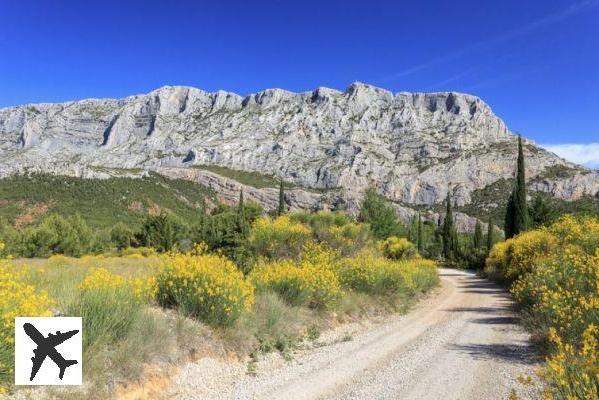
1 1 597 166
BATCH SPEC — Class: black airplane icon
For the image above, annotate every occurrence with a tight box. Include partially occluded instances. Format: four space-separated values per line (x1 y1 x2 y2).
23 322 79 381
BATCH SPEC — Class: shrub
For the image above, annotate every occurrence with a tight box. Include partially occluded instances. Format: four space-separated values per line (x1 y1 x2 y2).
337 251 437 296
247 216 311 260
155 253 254 326
80 268 156 301
380 236 418 260
139 213 189 252
484 229 557 282
290 210 352 228
486 215 599 399
251 247 342 309
540 325 598 400
15 214 93 257
119 246 158 258
358 187 406 239
70 269 145 349
0 260 53 392
511 249 598 347
110 222 136 250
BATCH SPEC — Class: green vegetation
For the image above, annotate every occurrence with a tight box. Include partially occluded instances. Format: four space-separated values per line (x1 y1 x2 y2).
0 172 214 229
473 219 483 249
193 164 292 189
277 179 286 215
536 164 581 180
484 216 599 399
0 202 440 397
441 191 459 261
358 187 406 239
505 136 530 238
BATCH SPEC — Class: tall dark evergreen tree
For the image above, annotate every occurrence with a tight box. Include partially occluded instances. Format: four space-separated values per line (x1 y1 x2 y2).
505 136 529 238
473 219 483 249
277 180 286 216
486 216 494 252
417 213 424 253
504 191 515 238
442 191 456 260
237 190 249 236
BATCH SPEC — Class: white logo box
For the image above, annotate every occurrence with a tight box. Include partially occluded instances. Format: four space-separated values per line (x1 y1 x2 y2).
14 317 82 386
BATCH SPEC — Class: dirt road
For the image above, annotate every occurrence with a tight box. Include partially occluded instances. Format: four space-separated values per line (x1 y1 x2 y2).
165 269 539 400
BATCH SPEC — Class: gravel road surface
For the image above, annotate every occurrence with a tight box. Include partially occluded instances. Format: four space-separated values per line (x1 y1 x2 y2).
164 269 539 400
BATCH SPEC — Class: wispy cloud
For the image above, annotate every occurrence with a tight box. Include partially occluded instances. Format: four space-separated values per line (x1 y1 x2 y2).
424 67 477 91
383 0 599 82
542 143 599 169
464 66 541 91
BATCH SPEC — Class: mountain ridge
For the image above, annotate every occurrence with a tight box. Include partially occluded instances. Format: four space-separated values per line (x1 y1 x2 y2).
0 82 597 223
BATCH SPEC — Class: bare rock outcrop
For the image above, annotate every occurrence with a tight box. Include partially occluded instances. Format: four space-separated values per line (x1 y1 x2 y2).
0 83 597 220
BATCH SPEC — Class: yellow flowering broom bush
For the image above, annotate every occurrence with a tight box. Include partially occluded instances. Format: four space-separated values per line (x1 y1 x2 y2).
290 211 371 256
156 253 254 326
484 229 557 282
247 215 312 259
251 245 342 309
338 250 437 296
0 258 53 393
380 236 418 260
72 268 151 348
485 215 599 399
540 325 598 400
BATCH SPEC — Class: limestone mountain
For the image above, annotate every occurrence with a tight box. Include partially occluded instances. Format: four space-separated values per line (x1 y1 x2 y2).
0 82 597 229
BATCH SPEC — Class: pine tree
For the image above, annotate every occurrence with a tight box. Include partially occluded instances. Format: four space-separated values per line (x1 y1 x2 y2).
473 219 483 249
277 180 286 216
442 191 455 260
505 136 529 238
486 215 494 252
417 213 424 253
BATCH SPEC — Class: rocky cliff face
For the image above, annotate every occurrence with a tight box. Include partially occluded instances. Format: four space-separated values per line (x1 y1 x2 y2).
0 82 597 213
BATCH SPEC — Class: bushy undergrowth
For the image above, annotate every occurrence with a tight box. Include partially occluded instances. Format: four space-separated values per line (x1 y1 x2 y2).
0 210 441 398
338 250 437 296
0 256 53 394
485 215 599 399
247 215 312 260
251 246 342 309
248 213 372 263
380 236 418 260
70 271 146 349
156 251 255 326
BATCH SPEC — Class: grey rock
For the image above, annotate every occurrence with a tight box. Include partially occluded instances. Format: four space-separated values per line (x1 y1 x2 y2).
0 82 597 221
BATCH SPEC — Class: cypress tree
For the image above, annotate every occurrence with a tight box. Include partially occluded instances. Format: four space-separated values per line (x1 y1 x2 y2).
442 191 455 260
277 179 286 216
409 215 418 243
486 215 494 252
514 135 529 234
237 190 249 236
504 191 515 239
506 136 529 238
473 219 483 249
417 213 424 253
